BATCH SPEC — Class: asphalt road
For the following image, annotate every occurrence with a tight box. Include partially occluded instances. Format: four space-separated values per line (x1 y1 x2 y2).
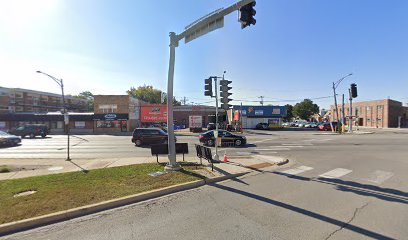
0 130 322 160
4 130 408 240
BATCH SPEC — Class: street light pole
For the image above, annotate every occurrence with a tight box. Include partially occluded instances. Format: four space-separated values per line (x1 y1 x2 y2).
332 73 353 133
36 71 71 161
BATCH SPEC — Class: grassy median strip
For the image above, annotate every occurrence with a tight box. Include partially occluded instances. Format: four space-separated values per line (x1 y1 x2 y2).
0 163 204 224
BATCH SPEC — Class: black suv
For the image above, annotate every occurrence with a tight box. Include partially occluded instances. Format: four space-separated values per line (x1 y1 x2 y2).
9 124 49 138
131 128 174 147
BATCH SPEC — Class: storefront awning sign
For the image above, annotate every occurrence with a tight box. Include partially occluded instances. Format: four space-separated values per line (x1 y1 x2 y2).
104 114 117 120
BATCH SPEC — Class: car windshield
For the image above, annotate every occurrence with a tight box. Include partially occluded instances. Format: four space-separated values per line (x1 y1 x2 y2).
0 131 10 136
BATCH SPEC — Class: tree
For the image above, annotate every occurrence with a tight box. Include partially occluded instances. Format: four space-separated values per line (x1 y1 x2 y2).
293 99 319 120
127 85 181 105
283 104 293 122
74 91 94 111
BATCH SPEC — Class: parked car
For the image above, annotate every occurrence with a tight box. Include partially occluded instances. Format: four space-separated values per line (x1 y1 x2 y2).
199 130 246 147
305 122 318 128
318 122 338 131
0 131 21 146
9 124 49 138
255 123 269 130
131 128 175 147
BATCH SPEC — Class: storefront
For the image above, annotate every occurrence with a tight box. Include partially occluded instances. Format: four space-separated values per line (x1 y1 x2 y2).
93 113 129 133
0 113 94 134
140 104 167 127
231 105 287 129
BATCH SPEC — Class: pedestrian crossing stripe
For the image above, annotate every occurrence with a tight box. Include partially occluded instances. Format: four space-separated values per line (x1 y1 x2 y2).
281 166 313 175
319 168 353 179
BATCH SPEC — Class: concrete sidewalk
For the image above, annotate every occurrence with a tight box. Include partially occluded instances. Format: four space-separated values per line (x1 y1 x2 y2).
0 154 288 181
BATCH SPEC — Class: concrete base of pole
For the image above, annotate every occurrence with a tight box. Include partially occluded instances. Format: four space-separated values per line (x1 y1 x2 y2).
213 154 219 161
164 163 182 172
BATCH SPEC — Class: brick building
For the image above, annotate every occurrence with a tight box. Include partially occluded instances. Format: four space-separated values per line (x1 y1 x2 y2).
93 95 145 133
0 87 88 114
330 99 408 128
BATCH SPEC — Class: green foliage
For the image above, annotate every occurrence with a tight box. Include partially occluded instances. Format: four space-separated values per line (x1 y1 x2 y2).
293 99 319 120
74 91 94 111
283 104 294 122
127 85 181 105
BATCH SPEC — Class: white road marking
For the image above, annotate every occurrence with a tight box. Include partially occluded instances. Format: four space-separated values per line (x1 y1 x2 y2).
319 168 352 179
281 166 314 175
252 139 272 143
48 166 64 171
365 170 394 184
254 148 290 151
282 143 311 146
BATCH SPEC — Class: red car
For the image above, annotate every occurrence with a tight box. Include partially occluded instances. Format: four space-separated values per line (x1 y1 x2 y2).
318 122 338 131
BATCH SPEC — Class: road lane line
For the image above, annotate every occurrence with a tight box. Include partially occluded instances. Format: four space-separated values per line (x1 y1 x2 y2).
319 168 353 179
364 170 394 184
254 148 290 151
252 139 273 143
281 166 314 175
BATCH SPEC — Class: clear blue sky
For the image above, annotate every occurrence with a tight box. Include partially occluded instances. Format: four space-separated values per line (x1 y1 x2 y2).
1 0 407 109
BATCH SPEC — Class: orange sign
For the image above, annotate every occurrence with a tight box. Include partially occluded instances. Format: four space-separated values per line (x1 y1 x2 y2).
141 105 167 122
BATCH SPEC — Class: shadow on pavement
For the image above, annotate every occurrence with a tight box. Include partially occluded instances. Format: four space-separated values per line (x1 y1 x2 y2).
272 172 408 205
210 182 395 240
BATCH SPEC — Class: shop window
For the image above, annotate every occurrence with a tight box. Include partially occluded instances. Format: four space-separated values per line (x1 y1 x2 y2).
75 121 86 128
96 120 121 128
99 104 117 113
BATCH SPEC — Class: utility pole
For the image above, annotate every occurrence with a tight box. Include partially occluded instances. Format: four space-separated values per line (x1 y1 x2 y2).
259 96 264 106
342 94 345 130
182 96 188 105
165 0 257 171
240 102 243 133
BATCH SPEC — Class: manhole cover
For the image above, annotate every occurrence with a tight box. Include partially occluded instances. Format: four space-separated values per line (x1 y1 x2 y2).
14 190 37 198
48 166 64 171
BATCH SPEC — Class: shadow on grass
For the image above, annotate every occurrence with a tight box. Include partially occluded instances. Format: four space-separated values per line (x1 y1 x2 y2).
210 182 394 240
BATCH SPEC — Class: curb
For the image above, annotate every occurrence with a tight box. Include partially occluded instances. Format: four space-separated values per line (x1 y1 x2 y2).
0 172 248 236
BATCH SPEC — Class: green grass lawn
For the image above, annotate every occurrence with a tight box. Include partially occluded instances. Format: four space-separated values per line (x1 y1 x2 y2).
0 163 204 224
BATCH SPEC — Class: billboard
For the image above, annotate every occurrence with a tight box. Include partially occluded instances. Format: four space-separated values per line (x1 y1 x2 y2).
141 105 167 122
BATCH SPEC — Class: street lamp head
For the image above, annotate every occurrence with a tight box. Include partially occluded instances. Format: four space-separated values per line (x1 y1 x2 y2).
36 70 42 73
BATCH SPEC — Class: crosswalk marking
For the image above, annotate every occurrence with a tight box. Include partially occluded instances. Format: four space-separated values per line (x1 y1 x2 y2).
364 170 394 184
281 166 313 175
281 143 311 146
319 168 352 179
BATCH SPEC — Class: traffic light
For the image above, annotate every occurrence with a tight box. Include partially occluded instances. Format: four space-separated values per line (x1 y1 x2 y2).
220 80 232 110
351 83 358 98
239 1 256 29
204 77 213 97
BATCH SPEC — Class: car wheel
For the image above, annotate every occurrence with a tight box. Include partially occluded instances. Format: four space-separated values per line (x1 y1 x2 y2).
135 139 142 146
29 133 35 139
41 133 46 138
207 139 214 146
235 139 242 146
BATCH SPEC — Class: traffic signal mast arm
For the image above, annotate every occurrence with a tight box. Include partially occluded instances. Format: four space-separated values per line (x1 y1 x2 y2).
171 0 256 46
